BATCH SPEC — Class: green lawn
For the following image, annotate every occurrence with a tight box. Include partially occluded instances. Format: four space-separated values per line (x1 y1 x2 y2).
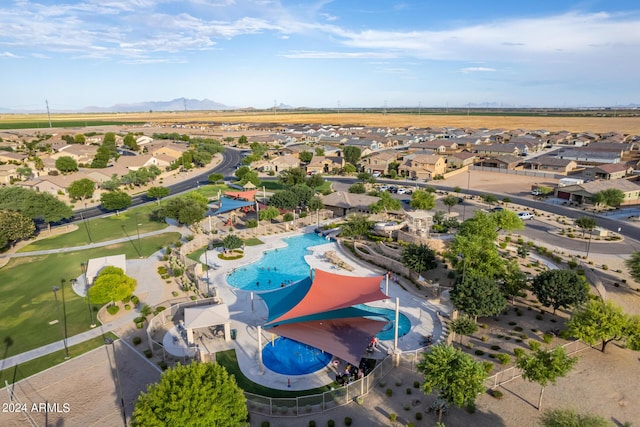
216 350 333 398
0 232 180 358
195 183 234 199
0 333 118 385
19 203 169 252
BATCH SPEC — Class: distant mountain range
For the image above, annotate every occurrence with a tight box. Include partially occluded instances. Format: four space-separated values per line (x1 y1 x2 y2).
83 98 235 112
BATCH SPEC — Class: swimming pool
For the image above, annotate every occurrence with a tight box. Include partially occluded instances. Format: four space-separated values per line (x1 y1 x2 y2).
355 305 411 341
262 337 333 375
226 233 328 291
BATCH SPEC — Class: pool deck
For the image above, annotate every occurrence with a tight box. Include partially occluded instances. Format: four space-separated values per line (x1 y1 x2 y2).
200 226 450 391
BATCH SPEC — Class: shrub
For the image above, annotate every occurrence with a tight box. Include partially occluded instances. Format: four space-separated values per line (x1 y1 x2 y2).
602 264 609 270
395 379 403 386
475 349 485 356
344 417 352 426
413 380 420 388
379 380 386 387
514 326 523 332
496 354 511 365
355 396 364 405
309 421 316 427
529 340 541 351
403 403 411 411
514 348 525 358
328 420 335 427
158 361 167 370
389 413 397 422
143 349 152 358
481 335 489 342
136 322 144 329
132 336 142 345
489 389 504 399
406 388 412 395
543 333 554 344
261 422 270 427
131 295 140 305
415 412 423 420
124 304 131 310
465 402 476 413
483 362 494 373
385 388 393 397
490 345 501 351
107 305 120 315
172 291 179 297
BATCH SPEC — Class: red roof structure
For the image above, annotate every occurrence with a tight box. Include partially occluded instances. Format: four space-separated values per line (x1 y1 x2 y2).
224 189 258 201
265 269 387 326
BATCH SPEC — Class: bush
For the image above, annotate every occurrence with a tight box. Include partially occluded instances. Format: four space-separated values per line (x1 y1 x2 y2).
158 361 168 370
529 340 541 351
413 380 420 388
385 388 393 397
514 326 523 332
415 412 423 420
466 402 476 413
344 417 352 426
261 422 270 427
543 333 554 344
309 421 316 427
131 295 140 305
143 349 152 358
395 379 402 387
475 349 485 356
246 219 258 228
490 345 501 351
133 336 142 345
389 413 397 422
514 348 525 358
406 388 412 395
483 361 494 373
172 291 179 297
602 264 609 270
124 304 131 310
489 389 504 399
328 420 335 427
496 354 511 365
107 305 120 315
136 322 144 329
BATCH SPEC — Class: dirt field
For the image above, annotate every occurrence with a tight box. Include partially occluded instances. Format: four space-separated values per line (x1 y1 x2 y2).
4 111 640 134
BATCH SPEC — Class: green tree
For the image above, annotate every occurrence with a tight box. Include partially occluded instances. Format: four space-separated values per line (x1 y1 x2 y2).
240 170 261 187
88 266 137 305
101 174 121 191
401 243 438 274
491 209 525 232
480 193 498 204
575 216 597 238
356 171 374 183
349 183 366 194
410 190 436 210
342 163 356 174
222 234 243 251
268 191 298 210
624 315 640 351
123 133 139 151
16 166 32 180
278 167 307 186
501 261 528 303
441 195 459 214
369 192 402 216
147 186 170 206
305 174 325 189
290 184 315 206
566 299 633 352
450 274 507 319
417 344 487 412
234 166 251 181
449 315 478 345
67 178 95 202
516 347 577 410
340 214 373 239
208 173 224 184
74 134 86 144
307 196 324 211
625 251 640 282
55 156 78 173
238 135 248 145
0 209 35 248
538 408 613 427
283 212 294 222
531 270 588 314
592 188 625 208
132 362 248 427
299 151 313 163
259 206 280 221
100 190 132 213
343 146 362 165
160 194 208 226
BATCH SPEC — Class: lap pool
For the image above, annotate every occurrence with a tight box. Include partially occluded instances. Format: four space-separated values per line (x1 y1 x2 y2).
262 337 333 375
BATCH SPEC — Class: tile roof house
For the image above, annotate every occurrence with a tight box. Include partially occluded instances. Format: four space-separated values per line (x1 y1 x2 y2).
398 154 446 180
0 151 28 163
523 156 578 175
359 150 400 175
474 143 520 156
306 155 345 175
446 151 476 168
476 155 522 170
0 164 17 184
557 149 622 165
585 163 632 180
320 191 380 217
253 154 301 173
555 179 640 205
50 144 99 164
409 140 460 154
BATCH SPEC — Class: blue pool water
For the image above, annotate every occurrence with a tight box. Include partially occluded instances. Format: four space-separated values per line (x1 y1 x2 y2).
262 337 333 375
226 233 328 291
354 305 412 341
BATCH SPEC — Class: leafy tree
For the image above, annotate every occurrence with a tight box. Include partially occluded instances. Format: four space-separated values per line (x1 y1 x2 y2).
283 212 294 222
268 191 298 210
259 206 280 221
575 216 597 238
278 167 307 186
369 192 402 216
625 251 640 282
100 190 132 213
88 266 137 305
234 166 251 181
315 147 325 156
55 156 78 173
516 347 577 410
238 135 248 145
538 408 613 427
101 174 121 191
441 195 459 214
307 196 324 211
357 171 374 183
239 170 260 187
132 362 248 427
480 193 498 204
449 315 477 345
349 183 366 194
299 151 313 163
491 209 524 232
592 188 625 208
342 163 356 174
340 214 373 239
123 133 139 151
417 344 487 411
624 315 640 351
401 243 437 274
290 184 315 206
74 134 86 144
208 173 224 184
67 178 95 202
450 274 506 318
160 194 208 226
453 186 462 195
566 299 636 352
531 270 588 314
222 234 243 251
343 146 362 165
305 174 325 189
16 166 32 180
410 190 436 210
0 209 35 248
147 186 170 206
0 187 72 229
501 261 528 303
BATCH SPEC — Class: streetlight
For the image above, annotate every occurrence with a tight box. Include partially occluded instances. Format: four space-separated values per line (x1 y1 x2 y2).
135 212 142 258
121 224 142 258
52 283 69 359
105 338 128 427
80 262 96 328
462 169 471 221
80 208 93 244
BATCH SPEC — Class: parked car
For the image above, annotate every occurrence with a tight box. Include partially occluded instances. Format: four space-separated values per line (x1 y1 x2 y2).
518 212 535 220
531 190 542 196
490 207 503 212
397 188 407 194
372 171 381 178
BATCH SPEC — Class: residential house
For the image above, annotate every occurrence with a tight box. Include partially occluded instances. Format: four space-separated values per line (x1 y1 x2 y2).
398 154 446 180
446 152 476 169
50 144 99 165
0 151 28 164
306 155 345 175
523 156 578 175
409 140 460 154
474 143 520 157
320 191 380 217
0 164 17 184
555 179 640 205
557 149 622 165
359 150 399 175
253 155 301 173
476 155 522 170
274 144 316 158
145 141 188 160
342 139 379 156
585 163 632 180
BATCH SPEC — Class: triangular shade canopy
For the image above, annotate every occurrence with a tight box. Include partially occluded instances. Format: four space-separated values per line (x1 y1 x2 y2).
269 317 387 366
224 189 257 201
211 197 255 215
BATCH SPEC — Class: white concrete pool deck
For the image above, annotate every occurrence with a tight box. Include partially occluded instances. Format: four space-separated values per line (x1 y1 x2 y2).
199 226 449 391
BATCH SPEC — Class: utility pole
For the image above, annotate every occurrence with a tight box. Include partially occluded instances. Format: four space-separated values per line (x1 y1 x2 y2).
45 100 52 128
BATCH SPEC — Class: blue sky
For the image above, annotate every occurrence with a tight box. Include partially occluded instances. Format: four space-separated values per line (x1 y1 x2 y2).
1 0 639 110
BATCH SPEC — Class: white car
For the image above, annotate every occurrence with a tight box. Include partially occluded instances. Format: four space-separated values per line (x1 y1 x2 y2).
397 188 407 194
372 171 381 178
518 212 535 220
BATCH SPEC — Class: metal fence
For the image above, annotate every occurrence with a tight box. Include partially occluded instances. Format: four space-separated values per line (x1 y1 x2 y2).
245 356 394 417
470 166 564 179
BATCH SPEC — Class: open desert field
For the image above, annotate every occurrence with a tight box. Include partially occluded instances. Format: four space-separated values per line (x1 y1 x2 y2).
3 111 640 134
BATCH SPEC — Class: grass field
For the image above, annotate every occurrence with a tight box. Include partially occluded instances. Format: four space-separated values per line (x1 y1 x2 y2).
19 204 168 252
0 332 118 385
0 232 180 358
3 110 640 134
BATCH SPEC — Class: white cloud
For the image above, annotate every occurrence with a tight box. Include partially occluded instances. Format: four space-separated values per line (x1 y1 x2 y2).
461 67 496 73
0 51 19 58
282 51 396 59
